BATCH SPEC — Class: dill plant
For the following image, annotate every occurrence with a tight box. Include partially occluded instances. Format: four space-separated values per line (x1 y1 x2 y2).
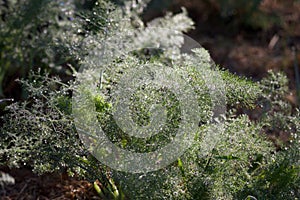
0 0 299 199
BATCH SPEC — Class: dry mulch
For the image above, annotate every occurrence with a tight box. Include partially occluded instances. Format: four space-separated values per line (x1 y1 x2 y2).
0 167 101 200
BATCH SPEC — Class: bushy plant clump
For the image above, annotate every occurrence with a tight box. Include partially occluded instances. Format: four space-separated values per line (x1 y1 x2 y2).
0 0 299 199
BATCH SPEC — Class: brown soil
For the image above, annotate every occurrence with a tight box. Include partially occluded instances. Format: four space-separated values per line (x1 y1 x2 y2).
145 0 300 95
0 167 101 200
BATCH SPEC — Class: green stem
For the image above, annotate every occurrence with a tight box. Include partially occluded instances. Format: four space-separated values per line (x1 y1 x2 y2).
93 181 106 199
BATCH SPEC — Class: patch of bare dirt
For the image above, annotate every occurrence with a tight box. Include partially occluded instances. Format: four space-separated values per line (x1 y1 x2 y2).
0 167 101 200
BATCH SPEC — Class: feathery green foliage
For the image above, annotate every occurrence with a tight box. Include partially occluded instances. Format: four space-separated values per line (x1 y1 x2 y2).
0 1 299 199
